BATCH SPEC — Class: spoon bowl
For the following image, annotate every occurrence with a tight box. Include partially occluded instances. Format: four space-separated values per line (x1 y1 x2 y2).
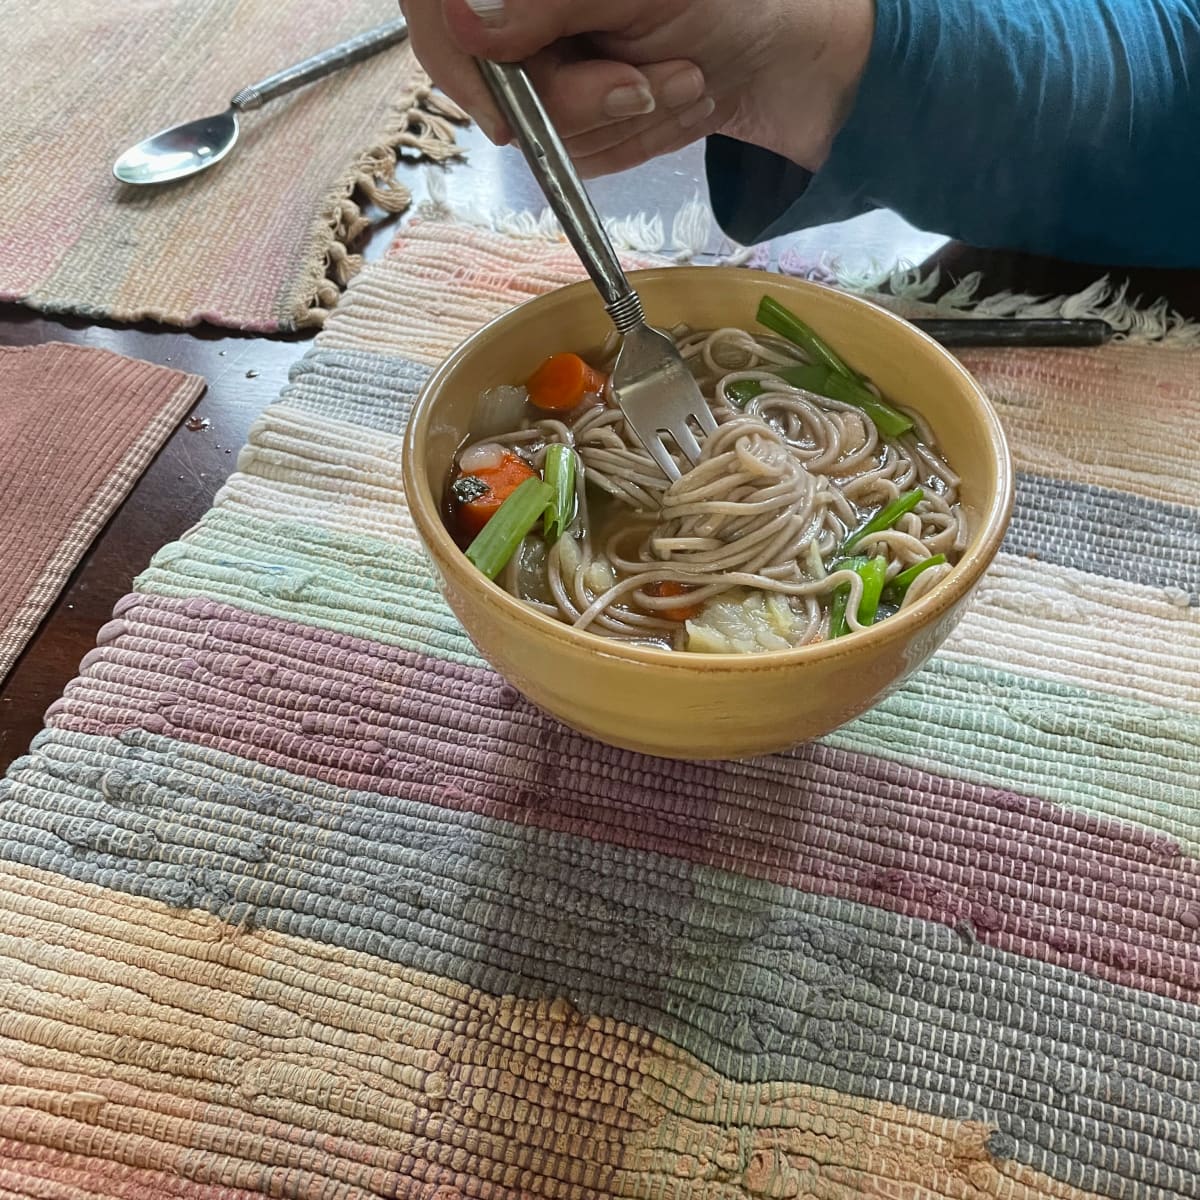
113 110 238 185
111 19 408 187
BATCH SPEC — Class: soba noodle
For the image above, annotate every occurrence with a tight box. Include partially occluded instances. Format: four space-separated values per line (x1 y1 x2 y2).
451 323 967 653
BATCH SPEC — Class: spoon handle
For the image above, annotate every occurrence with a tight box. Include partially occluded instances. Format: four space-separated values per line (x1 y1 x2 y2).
477 59 642 331
231 18 410 111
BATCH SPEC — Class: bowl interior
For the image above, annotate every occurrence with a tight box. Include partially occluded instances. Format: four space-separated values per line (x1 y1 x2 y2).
410 267 1011 663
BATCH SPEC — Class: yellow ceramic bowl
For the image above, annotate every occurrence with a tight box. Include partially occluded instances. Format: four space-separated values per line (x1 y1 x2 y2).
402 267 1013 760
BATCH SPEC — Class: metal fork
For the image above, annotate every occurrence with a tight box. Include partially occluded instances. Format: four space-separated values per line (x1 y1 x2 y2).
477 60 717 481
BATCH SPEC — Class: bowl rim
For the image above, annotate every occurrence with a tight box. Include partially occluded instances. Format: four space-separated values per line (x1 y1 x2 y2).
402 266 1014 674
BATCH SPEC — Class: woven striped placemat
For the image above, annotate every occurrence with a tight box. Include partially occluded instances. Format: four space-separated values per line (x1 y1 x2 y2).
0 218 1197 1198
0 0 462 333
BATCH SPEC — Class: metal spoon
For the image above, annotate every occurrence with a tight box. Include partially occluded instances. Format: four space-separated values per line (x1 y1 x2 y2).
113 19 410 185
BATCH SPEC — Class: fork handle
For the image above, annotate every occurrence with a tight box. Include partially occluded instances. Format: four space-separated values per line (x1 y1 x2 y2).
477 59 644 334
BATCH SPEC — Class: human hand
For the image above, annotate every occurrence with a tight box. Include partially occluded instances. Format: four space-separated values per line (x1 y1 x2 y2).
400 0 873 177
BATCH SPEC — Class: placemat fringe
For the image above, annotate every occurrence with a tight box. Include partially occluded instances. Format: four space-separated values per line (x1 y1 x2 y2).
303 88 468 327
833 263 1200 346
418 169 720 262
417 168 1200 345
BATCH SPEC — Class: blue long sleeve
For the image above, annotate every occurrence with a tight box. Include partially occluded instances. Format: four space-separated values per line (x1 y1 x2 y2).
706 0 1200 266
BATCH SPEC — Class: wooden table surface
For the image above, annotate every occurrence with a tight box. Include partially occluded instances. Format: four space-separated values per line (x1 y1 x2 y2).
3 126 1199 769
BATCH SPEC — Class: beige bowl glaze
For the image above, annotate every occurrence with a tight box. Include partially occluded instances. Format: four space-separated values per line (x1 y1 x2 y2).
402 268 1013 760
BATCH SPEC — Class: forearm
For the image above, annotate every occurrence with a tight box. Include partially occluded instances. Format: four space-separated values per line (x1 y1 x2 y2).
710 0 1200 267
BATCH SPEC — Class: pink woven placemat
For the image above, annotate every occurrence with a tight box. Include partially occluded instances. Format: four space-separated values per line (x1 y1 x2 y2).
0 0 463 333
0 342 204 682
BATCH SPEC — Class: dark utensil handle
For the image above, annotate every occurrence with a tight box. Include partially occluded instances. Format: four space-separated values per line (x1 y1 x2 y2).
912 318 1114 348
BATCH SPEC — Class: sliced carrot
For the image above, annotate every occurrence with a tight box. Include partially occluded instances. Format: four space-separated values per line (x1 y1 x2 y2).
453 451 538 538
644 580 704 623
527 353 607 412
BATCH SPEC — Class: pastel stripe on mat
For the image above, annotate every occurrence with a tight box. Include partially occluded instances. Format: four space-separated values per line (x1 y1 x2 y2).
0 863 1120 1200
284 350 1200 606
1009 473 1199 602
2 731 1197 1195
16 601 1200 1002
222 380 1200 717
41 589 1200 855
2 216 1199 1199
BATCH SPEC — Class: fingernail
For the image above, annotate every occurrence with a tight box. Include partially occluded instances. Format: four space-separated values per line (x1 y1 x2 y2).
659 67 704 111
465 0 505 27
604 84 656 119
677 96 716 129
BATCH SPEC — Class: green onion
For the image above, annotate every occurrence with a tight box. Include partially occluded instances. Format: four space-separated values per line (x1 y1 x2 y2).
856 556 889 625
844 488 924 553
723 362 913 438
827 555 867 639
757 294 856 380
542 444 576 543
825 554 865 576
779 365 913 439
886 553 948 597
465 478 553 579
829 556 888 638
724 379 764 408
